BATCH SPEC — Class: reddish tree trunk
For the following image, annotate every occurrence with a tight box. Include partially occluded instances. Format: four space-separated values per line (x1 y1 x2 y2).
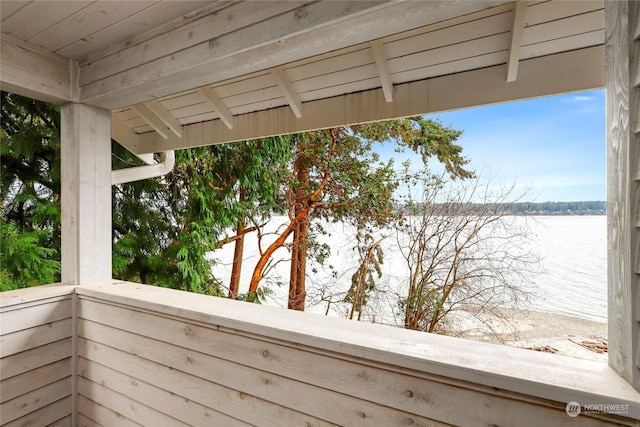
288 215 309 310
228 219 245 298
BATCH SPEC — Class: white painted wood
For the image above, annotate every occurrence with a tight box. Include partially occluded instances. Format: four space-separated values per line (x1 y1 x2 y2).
78 324 445 427
78 2 235 66
45 414 72 427
0 298 71 335
271 68 303 118
1 318 72 357
370 41 393 102
0 377 71 425
78 378 191 427
520 29 605 60
0 359 71 402
144 100 183 137
27 2 157 53
295 63 379 95
198 86 235 130
525 0 603 27
383 11 511 62
60 104 112 285
0 1 30 21
605 0 640 391
388 32 511 75
392 51 508 86
130 103 170 139
78 1 512 109
75 283 640 421
0 36 72 104
111 113 142 158
298 78 380 104
132 46 604 154
286 46 373 83
78 356 265 427
522 9 604 46
79 312 625 427
1 1 91 42
80 1 309 85
56 2 214 60
3 396 71 427
78 324 334 426
0 338 72 381
78 395 143 427
0 283 73 310
507 1 528 82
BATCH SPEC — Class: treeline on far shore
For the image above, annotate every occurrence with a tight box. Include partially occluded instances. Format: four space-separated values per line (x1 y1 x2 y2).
399 201 607 216
505 200 606 215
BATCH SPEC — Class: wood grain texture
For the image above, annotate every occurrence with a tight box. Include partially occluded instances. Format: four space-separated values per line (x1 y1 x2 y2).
0 36 72 104
0 318 71 358
0 378 71 425
0 338 72 381
78 355 272 427
1 358 71 402
2 396 71 427
76 290 640 425
132 46 604 154
78 318 448 427
60 104 112 285
78 377 191 427
605 0 640 391
0 298 71 335
78 1 512 109
77 395 142 427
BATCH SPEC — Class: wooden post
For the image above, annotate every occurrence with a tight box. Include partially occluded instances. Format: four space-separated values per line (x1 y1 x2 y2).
605 0 640 391
60 103 112 285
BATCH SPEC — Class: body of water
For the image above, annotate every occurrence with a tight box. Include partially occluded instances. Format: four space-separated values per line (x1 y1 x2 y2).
212 215 608 323
525 215 607 322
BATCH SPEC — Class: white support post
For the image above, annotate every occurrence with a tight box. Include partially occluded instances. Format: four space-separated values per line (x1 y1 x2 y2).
605 0 640 391
61 103 112 285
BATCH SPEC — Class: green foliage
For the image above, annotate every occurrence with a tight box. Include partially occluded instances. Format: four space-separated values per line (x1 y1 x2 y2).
0 222 60 290
1 92 61 289
112 137 294 293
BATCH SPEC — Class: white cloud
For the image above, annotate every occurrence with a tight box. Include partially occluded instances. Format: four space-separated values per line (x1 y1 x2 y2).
573 95 594 102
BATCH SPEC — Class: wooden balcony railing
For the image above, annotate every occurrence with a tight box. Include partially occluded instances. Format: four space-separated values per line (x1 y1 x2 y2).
1 281 639 426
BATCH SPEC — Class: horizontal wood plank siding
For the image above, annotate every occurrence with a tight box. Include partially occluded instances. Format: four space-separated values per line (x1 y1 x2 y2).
0 285 74 426
76 285 639 426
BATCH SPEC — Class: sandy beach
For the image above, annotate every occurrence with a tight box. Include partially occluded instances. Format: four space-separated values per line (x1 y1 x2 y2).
463 308 608 362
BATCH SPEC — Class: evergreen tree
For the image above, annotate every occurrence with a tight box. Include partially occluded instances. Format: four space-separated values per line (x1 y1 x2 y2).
1 93 61 290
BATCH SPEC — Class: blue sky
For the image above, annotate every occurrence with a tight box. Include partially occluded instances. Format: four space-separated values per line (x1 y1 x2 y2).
392 89 606 202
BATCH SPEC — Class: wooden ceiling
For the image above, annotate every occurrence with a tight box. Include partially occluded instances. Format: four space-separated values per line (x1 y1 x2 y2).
0 1 605 154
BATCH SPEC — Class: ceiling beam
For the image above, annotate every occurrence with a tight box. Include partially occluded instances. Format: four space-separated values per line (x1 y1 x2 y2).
133 46 604 154
0 35 73 104
506 0 528 82
111 113 142 155
198 86 235 130
144 100 183 138
271 67 303 118
370 40 393 102
78 1 512 110
131 103 171 139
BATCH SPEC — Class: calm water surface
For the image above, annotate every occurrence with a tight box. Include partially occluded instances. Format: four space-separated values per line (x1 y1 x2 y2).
526 215 606 322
